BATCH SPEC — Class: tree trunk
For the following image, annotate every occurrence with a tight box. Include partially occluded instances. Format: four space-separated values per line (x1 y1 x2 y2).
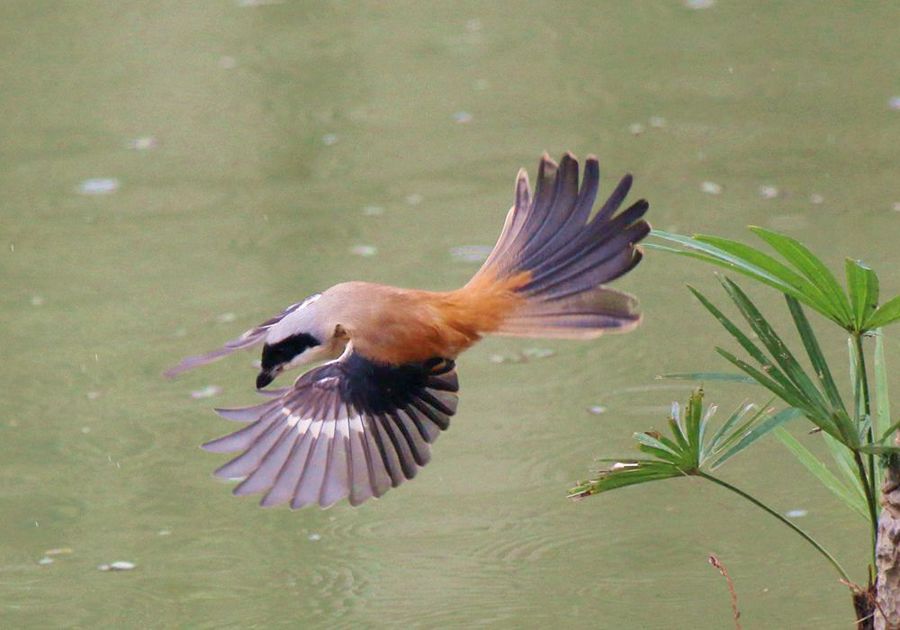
876 442 900 629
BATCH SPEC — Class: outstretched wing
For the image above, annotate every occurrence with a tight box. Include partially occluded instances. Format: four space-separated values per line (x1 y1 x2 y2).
164 294 320 377
202 344 459 509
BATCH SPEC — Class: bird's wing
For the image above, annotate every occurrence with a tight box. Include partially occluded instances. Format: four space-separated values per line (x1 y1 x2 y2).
164 294 320 377
201 343 459 509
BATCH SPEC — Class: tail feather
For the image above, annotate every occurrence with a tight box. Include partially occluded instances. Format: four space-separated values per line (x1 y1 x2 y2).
469 152 649 339
496 286 642 338
594 172 634 224
527 244 643 303
476 172 530 276
523 206 649 296
515 154 580 269
525 192 647 287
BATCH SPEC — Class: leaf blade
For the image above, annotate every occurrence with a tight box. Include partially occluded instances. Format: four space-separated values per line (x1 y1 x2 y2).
696 235 836 315
785 295 848 416
719 277 831 420
868 295 900 329
658 372 759 385
845 259 879 332
773 427 869 520
650 231 798 294
568 461 685 497
749 227 853 325
709 407 804 469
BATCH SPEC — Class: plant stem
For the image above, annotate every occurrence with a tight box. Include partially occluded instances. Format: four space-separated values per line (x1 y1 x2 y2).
854 333 873 420
697 471 851 583
852 449 879 569
853 332 879 568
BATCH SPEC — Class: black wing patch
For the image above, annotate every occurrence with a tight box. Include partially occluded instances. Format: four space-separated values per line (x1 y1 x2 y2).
201 345 459 509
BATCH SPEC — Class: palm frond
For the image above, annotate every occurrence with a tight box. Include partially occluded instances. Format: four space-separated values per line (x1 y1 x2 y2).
569 389 795 498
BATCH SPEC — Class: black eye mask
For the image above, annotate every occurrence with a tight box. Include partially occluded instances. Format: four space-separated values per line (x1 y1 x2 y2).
260 333 321 371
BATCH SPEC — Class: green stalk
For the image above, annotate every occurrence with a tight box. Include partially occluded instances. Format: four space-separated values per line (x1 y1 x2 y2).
853 332 879 567
854 333 873 420
852 450 879 568
697 471 851 583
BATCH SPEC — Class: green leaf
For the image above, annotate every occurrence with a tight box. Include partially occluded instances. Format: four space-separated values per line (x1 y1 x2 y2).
575 390 775 495
650 231 798 294
845 259 879 332
715 348 806 413
823 432 869 503
708 407 803 469
688 285 797 396
688 285 770 365
749 227 853 326
685 392 705 454
658 372 758 384
858 445 900 456
568 460 684 497
706 401 762 457
784 295 847 416
719 277 831 420
773 427 869 520
707 401 777 468
868 295 900 329
848 336 865 425
633 432 682 464
695 234 836 316
875 331 892 442
880 420 900 442
696 403 716 462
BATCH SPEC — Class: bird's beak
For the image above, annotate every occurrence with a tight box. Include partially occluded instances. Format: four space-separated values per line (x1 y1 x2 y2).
256 369 276 389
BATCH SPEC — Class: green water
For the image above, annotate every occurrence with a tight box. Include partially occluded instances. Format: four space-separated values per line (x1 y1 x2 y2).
3 2 900 627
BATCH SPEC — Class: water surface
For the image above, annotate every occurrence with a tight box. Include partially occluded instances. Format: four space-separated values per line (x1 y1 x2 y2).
3 2 900 627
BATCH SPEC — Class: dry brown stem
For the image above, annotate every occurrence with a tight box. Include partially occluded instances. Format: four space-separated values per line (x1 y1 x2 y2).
708 554 741 630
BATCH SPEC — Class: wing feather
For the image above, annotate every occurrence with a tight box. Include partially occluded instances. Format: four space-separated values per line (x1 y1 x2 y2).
319 418 351 508
347 415 375 506
358 416 392 499
290 420 327 508
391 409 430 467
201 343 458 509
260 420 316 507
201 408 283 454
214 399 280 422
300 420 339 508
213 416 290 479
379 412 418 480
368 414 405 487
233 423 301 496
404 404 441 442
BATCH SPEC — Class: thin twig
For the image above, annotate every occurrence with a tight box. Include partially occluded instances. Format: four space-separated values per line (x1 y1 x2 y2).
708 554 741 630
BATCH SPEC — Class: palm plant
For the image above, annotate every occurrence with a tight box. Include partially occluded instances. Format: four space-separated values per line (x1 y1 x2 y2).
572 227 900 627
569 389 847 581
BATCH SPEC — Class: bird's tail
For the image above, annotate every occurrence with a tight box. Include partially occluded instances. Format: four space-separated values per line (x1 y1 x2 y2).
461 152 650 339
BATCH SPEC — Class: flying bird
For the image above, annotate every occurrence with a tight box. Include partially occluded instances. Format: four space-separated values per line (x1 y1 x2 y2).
166 152 650 509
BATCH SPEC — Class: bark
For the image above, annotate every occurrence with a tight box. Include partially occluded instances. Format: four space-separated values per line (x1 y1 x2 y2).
876 443 900 630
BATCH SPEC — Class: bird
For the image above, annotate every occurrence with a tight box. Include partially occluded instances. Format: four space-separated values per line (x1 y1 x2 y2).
166 151 650 510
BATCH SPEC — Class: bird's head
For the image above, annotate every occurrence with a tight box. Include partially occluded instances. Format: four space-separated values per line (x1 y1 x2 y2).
256 293 346 388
